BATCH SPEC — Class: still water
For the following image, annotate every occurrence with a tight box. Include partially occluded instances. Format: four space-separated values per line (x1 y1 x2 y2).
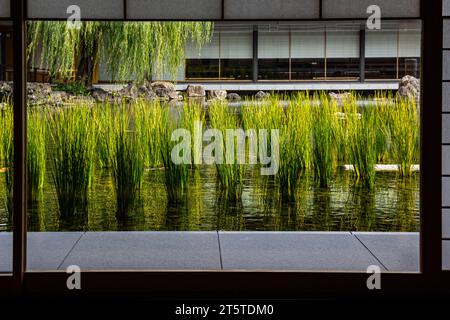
0 167 419 232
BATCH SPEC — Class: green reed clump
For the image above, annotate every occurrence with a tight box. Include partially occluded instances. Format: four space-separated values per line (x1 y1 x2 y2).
109 103 145 216
372 91 392 163
93 103 114 168
27 108 46 201
388 97 420 177
136 99 164 168
0 100 13 214
181 101 205 168
209 100 244 201
277 93 312 201
47 104 95 217
311 93 339 187
160 105 189 203
343 96 377 188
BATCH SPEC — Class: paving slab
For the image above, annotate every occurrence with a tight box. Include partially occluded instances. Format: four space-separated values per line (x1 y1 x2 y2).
0 232 84 271
59 232 221 270
444 241 450 270
0 233 12 272
353 232 419 272
218 231 384 271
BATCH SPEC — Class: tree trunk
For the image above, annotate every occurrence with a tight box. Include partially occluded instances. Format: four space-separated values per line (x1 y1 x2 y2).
75 36 99 86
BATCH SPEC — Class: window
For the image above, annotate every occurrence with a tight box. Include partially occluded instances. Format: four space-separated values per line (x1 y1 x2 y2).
258 31 290 80
185 28 253 81
326 30 360 80
185 31 220 80
220 31 253 81
291 30 325 80
365 30 398 79
398 30 421 78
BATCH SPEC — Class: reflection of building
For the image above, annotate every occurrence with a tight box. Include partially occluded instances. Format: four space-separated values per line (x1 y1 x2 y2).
0 20 421 91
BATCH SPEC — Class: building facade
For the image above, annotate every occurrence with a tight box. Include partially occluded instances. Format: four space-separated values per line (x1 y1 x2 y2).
100 20 422 91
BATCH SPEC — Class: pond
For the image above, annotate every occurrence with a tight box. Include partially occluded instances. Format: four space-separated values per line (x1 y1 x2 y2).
0 167 419 232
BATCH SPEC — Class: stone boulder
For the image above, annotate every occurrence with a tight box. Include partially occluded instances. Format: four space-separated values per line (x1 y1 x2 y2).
0 81 12 98
186 85 206 97
255 91 270 100
208 90 227 100
151 81 178 100
398 75 420 101
227 93 241 101
91 87 113 103
0 81 54 105
26 83 53 105
329 92 352 103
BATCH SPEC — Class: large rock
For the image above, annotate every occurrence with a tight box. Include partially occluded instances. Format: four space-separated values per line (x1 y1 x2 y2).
151 81 177 100
0 81 12 98
329 92 351 103
186 85 206 97
398 75 420 101
208 90 227 100
91 87 112 103
0 81 53 105
227 93 241 101
255 91 270 100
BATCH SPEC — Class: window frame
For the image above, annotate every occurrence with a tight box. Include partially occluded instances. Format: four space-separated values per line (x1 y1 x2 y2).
0 0 447 297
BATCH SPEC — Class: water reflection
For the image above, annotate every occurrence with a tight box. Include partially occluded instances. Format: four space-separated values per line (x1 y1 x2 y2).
0 168 419 232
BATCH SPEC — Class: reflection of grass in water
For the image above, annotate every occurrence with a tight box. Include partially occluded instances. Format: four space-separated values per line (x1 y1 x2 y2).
393 177 419 231
183 170 203 230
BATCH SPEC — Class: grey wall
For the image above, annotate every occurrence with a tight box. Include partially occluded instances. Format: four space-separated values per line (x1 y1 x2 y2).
322 0 420 19
26 0 420 20
127 0 222 20
443 0 450 270
0 0 10 18
27 0 124 19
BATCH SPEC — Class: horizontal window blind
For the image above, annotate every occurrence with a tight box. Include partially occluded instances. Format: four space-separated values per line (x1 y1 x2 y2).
326 31 359 58
398 30 421 57
291 31 325 58
220 32 253 59
365 31 398 58
185 32 220 59
258 32 290 59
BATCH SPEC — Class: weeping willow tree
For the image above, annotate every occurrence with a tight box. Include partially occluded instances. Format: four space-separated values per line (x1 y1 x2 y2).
27 21 213 85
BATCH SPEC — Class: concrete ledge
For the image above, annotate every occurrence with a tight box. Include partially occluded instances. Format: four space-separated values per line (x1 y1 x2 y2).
0 231 422 272
353 232 419 271
343 164 420 172
444 241 450 270
0 232 83 271
218 231 385 271
174 82 400 92
60 232 222 270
